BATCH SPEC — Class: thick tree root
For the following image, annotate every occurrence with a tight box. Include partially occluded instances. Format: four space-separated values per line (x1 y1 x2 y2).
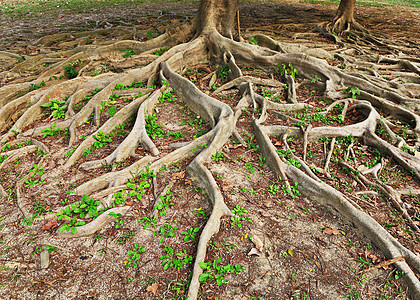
57 207 130 238
1 13 419 299
254 117 420 298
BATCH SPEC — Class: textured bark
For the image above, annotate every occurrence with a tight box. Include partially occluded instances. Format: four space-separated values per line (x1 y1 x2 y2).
196 0 239 38
332 0 360 32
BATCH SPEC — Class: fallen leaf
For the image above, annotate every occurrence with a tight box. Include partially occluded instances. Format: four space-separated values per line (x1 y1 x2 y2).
263 200 272 207
226 143 243 149
250 235 264 252
185 180 192 185
146 282 159 295
323 227 340 235
222 185 230 192
125 201 134 206
247 248 262 256
171 171 185 180
42 220 57 231
194 194 201 200
260 211 270 217
287 249 294 256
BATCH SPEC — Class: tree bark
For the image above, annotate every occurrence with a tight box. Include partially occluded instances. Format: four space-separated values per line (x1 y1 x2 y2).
333 0 356 31
196 0 239 38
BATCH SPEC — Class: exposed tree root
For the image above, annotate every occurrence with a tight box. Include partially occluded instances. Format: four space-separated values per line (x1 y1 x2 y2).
0 7 419 299
57 207 130 238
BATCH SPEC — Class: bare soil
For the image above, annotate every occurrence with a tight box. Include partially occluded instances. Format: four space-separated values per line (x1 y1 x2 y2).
0 1 419 300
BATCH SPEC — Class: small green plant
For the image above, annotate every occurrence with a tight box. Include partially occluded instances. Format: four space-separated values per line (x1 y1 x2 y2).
41 123 64 137
230 205 252 228
125 243 146 269
249 37 258 45
57 195 102 234
199 257 245 286
45 245 56 253
114 81 146 90
29 164 44 178
180 227 199 242
245 163 256 174
287 157 301 168
211 152 227 162
109 191 126 207
394 270 404 280
92 131 112 149
278 62 298 80
158 90 176 103
311 75 321 83
192 208 207 220
109 212 123 229
216 64 231 81
29 80 45 91
267 185 279 195
344 86 360 99
291 181 301 197
113 229 134 245
126 167 155 202
41 99 67 119
24 178 46 188
154 224 178 243
261 87 273 98
160 245 193 270
155 191 174 216
63 61 80 79
145 114 166 139
138 216 157 229
153 46 169 56
121 49 135 58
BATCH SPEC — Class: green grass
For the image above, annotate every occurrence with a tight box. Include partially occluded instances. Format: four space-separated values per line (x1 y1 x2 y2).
301 0 419 8
1 0 417 16
0 0 200 15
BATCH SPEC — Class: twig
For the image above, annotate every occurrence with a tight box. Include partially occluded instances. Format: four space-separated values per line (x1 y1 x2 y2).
360 256 405 274
236 10 241 40
302 124 312 162
324 137 336 171
150 181 174 218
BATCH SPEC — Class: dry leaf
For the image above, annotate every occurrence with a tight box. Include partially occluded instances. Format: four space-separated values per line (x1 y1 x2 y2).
247 248 262 256
171 171 185 180
125 201 134 206
146 282 159 295
323 227 340 235
194 194 201 200
185 180 192 185
250 235 264 252
226 143 244 149
42 219 57 230
287 249 294 256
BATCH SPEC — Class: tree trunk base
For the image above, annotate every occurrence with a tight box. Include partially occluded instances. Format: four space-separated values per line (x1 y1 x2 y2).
1 3 420 300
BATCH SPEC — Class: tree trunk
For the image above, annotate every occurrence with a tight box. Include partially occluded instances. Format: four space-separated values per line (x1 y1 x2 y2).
333 0 356 31
196 0 239 38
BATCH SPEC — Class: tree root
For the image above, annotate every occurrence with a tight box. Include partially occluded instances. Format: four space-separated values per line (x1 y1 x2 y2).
67 91 156 170
339 160 420 234
254 118 420 298
1 13 419 299
57 207 130 238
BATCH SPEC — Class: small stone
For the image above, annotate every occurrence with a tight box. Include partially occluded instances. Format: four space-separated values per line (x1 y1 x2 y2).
40 249 50 269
